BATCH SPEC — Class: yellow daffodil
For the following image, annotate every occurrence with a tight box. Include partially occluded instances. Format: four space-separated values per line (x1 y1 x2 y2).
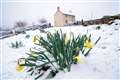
64 33 70 45
16 64 24 72
84 39 93 48
32 35 36 43
73 55 80 62
32 35 40 44
73 54 86 63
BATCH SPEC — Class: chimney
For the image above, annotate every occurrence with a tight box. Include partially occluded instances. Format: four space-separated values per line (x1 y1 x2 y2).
57 7 60 11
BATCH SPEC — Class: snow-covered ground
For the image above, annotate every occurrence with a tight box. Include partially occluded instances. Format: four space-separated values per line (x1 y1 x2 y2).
0 20 120 80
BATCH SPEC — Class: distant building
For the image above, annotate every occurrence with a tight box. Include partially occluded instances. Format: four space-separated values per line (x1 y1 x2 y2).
54 7 75 27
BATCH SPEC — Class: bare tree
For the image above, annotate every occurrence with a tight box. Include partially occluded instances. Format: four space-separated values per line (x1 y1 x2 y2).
14 21 27 28
39 18 47 24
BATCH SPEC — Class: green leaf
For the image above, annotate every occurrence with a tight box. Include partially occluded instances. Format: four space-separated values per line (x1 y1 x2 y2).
21 63 36 67
35 73 44 80
27 67 33 72
30 71 34 76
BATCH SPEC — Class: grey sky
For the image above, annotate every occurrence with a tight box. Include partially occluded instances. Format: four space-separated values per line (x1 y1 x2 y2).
1 0 120 28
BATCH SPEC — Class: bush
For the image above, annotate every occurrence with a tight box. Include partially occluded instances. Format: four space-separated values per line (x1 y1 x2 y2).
39 29 46 33
102 15 111 19
115 23 118 25
14 21 27 28
39 18 47 24
10 41 23 48
25 34 30 39
18 30 100 79
96 26 101 30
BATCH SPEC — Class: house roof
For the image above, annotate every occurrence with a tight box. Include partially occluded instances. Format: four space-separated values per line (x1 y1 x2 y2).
56 7 75 17
63 13 75 17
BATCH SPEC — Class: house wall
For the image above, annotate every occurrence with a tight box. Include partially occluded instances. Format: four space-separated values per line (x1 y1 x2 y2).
54 11 65 27
64 15 75 26
54 11 75 27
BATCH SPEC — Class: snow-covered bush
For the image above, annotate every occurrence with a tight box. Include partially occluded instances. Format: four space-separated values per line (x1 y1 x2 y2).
39 28 46 33
17 30 100 79
25 34 30 39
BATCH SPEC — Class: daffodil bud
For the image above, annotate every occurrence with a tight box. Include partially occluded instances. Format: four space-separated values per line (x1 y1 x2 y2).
73 55 80 63
32 35 40 44
64 33 70 45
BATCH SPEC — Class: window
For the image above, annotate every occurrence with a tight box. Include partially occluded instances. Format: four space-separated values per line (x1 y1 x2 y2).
65 20 68 24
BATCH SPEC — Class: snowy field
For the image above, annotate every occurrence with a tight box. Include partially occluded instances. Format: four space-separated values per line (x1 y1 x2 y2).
0 20 120 80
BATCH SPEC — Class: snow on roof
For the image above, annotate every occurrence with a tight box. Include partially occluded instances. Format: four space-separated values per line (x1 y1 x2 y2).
63 13 75 17
62 10 75 17
57 7 75 17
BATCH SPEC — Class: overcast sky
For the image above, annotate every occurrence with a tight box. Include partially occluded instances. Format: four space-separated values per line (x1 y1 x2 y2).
0 0 120 28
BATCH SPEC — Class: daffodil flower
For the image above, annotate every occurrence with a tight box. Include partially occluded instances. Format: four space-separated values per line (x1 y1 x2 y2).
84 39 93 48
32 35 36 43
32 35 40 44
73 54 86 63
16 64 24 72
73 55 80 63
64 33 70 45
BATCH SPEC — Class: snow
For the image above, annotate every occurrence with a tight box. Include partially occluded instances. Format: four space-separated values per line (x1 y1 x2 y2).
0 20 120 80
